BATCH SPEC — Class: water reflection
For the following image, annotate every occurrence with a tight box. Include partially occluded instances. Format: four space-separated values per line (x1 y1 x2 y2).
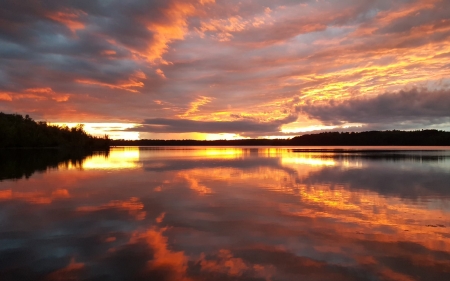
77 147 141 170
0 147 450 280
0 149 109 181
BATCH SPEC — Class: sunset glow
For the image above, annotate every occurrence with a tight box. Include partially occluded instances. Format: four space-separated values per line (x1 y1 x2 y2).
1 0 450 139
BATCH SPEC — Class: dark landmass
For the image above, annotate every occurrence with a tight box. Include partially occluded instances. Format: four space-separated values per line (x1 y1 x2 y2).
0 149 109 181
112 130 450 146
2 112 449 147
0 112 110 149
289 130 450 146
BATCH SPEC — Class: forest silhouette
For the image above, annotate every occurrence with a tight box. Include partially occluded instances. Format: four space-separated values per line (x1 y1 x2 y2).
1 112 449 147
0 112 110 149
112 130 450 146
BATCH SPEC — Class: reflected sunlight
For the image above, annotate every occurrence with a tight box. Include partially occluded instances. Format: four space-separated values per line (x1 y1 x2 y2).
59 147 142 170
50 122 140 140
197 148 244 159
148 148 450 254
281 155 336 166
2 147 450 280
84 148 141 170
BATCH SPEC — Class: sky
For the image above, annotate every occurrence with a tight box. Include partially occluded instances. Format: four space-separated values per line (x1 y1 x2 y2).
1 0 450 140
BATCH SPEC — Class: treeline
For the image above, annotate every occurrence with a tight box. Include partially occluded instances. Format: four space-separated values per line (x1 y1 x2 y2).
111 138 287 146
0 112 110 149
112 130 450 146
290 130 450 146
4 111 446 147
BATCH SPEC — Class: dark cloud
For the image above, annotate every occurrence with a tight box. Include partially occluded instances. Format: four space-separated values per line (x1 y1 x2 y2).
0 0 211 118
297 88 450 127
130 115 298 136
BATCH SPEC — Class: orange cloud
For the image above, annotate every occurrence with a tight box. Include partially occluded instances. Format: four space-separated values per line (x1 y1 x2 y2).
101 50 117 56
156 212 166 223
372 0 439 30
199 12 274 42
0 189 12 200
0 92 13 101
76 70 146 93
179 96 213 117
156 68 166 79
200 16 248 41
136 0 215 62
47 10 86 33
4 87 71 102
46 258 85 281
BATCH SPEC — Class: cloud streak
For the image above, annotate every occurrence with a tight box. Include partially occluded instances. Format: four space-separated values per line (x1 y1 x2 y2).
297 88 450 128
130 115 297 136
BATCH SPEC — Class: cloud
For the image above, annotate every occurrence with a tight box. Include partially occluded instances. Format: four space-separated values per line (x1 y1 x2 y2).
197 249 274 279
46 258 85 281
296 88 450 128
3 147 450 280
129 226 191 281
0 0 214 122
1 0 450 136
77 197 146 220
180 96 214 117
130 115 297 136
0 0 214 61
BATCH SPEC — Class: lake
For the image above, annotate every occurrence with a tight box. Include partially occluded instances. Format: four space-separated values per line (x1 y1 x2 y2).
1 147 450 281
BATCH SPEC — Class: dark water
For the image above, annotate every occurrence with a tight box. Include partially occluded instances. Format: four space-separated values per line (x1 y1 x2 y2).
1 147 450 281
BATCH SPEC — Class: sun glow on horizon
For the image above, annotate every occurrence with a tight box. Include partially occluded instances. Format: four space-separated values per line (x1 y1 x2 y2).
51 123 140 140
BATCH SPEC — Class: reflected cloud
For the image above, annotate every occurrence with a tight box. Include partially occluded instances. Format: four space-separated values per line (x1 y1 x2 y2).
77 197 146 220
0 189 71 204
137 148 450 259
129 225 191 281
197 249 274 280
1 147 450 280
178 171 213 195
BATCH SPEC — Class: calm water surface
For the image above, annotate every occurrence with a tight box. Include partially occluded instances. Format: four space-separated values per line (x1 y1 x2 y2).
1 147 450 281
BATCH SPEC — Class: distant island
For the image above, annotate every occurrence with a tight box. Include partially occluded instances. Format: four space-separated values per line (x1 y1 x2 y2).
112 130 450 146
0 112 110 149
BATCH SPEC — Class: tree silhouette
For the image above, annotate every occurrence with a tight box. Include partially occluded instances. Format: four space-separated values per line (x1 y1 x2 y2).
0 112 110 149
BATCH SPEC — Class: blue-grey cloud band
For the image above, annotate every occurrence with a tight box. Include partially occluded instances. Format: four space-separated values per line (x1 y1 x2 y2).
296 88 450 129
